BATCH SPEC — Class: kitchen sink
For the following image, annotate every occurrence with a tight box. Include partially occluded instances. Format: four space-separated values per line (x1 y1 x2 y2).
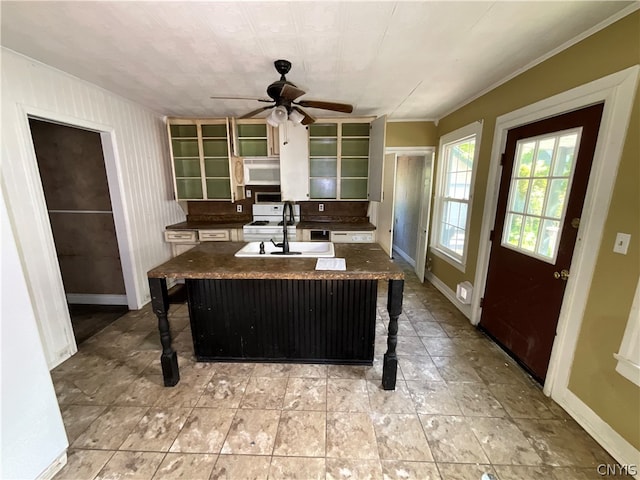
235 241 335 258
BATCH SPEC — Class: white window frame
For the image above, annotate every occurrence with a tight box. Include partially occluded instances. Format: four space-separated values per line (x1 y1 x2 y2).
614 278 640 386
431 121 482 271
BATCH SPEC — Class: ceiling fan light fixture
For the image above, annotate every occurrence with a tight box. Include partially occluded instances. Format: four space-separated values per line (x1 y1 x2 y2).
269 105 288 125
266 115 279 127
288 109 304 125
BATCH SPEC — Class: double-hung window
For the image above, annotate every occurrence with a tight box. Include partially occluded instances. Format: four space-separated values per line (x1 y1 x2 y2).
431 122 482 270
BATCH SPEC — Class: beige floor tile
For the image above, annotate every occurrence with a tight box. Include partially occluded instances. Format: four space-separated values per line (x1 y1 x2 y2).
418 415 489 464
120 407 192 452
151 453 217 480
327 378 370 412
405 381 462 416
287 363 328 378
196 375 249 408
209 454 271 480
437 462 498 480
446 382 508 417
367 379 416 414
71 406 148 450
381 460 441 480
411 321 447 337
327 364 368 379
468 416 543 465
268 456 326 480
240 376 287 409
431 356 483 383
513 418 616 467
253 362 293 377
208 362 256 377
52 449 114 480
371 413 433 461
169 408 235 453
399 355 444 382
220 409 280 455
420 337 462 357
326 412 379 460
488 382 556 419
493 465 558 480
326 458 384 479
396 336 430 356
283 377 327 410
113 374 165 407
59 405 107 444
95 451 165 480
273 410 326 457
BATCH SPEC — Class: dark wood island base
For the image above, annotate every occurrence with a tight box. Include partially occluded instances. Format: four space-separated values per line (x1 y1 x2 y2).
148 242 404 390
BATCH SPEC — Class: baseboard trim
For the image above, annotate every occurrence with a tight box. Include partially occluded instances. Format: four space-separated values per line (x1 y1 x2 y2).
392 246 416 267
66 293 128 305
37 450 67 480
557 389 640 478
425 271 472 319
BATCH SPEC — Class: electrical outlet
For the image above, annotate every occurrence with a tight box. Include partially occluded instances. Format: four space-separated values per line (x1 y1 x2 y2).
236 204 243 213
246 189 252 197
319 203 324 212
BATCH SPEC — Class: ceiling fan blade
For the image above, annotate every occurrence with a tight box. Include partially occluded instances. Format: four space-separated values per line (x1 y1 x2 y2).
240 105 274 119
295 100 353 114
280 84 306 101
211 95 272 103
293 106 315 125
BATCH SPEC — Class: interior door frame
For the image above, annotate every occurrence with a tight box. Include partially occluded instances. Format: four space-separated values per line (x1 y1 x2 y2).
471 66 639 398
17 106 140 366
383 147 434 277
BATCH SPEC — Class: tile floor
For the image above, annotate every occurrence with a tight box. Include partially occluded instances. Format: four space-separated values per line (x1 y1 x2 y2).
51 262 626 479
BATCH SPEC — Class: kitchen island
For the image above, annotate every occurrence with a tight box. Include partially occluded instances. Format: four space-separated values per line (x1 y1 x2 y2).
147 242 404 390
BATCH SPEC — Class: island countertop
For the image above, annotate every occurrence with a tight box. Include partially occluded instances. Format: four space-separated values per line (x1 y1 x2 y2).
148 242 404 281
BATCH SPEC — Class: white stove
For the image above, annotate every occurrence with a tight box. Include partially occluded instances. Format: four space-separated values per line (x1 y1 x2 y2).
243 203 300 242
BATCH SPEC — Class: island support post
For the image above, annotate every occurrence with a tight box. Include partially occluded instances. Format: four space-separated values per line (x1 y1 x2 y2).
149 277 180 386
382 278 404 390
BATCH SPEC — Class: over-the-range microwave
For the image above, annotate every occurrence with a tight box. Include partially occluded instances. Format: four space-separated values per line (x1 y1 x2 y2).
243 157 280 186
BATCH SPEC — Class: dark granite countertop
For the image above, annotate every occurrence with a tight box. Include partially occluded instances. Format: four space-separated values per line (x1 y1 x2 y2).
166 221 248 230
296 221 376 231
148 242 403 281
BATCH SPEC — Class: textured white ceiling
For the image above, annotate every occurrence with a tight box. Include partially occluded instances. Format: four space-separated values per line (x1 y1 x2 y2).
1 1 635 120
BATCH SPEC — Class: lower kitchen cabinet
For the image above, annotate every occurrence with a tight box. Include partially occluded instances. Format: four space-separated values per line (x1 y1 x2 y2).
164 228 243 257
330 231 376 243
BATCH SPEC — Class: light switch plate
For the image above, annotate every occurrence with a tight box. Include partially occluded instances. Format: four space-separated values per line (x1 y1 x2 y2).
613 232 631 255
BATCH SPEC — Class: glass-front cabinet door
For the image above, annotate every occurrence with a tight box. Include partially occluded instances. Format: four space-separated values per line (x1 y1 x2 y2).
308 120 371 200
167 119 233 201
232 119 279 158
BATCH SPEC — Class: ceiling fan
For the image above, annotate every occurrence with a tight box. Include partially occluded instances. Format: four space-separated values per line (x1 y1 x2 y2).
210 59 353 126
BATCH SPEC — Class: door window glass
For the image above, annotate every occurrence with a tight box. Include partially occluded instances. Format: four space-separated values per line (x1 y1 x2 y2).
501 128 581 263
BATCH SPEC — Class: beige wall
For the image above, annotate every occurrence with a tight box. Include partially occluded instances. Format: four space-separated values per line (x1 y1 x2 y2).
386 121 437 147
432 12 639 449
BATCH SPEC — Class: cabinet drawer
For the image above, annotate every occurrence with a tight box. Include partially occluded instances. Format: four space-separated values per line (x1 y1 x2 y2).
165 230 198 242
198 230 230 241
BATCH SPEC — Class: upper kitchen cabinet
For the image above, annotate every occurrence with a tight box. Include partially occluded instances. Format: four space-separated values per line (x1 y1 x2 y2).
308 118 377 200
167 118 242 201
231 118 279 158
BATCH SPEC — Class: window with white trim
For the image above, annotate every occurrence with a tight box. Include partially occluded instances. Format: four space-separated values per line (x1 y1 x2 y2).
431 122 482 270
614 278 640 386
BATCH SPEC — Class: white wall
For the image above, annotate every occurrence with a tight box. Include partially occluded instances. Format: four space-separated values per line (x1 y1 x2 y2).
1 48 185 368
1 188 69 480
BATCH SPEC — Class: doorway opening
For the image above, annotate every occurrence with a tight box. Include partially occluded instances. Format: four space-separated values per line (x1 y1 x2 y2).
377 148 434 281
28 118 129 345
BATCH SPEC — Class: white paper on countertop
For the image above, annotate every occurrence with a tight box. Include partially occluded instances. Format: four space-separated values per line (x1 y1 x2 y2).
315 258 346 271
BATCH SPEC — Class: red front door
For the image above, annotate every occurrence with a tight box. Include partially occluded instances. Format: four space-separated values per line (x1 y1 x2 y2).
479 103 604 383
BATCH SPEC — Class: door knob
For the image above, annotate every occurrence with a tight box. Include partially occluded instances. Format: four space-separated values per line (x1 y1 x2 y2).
553 269 570 281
